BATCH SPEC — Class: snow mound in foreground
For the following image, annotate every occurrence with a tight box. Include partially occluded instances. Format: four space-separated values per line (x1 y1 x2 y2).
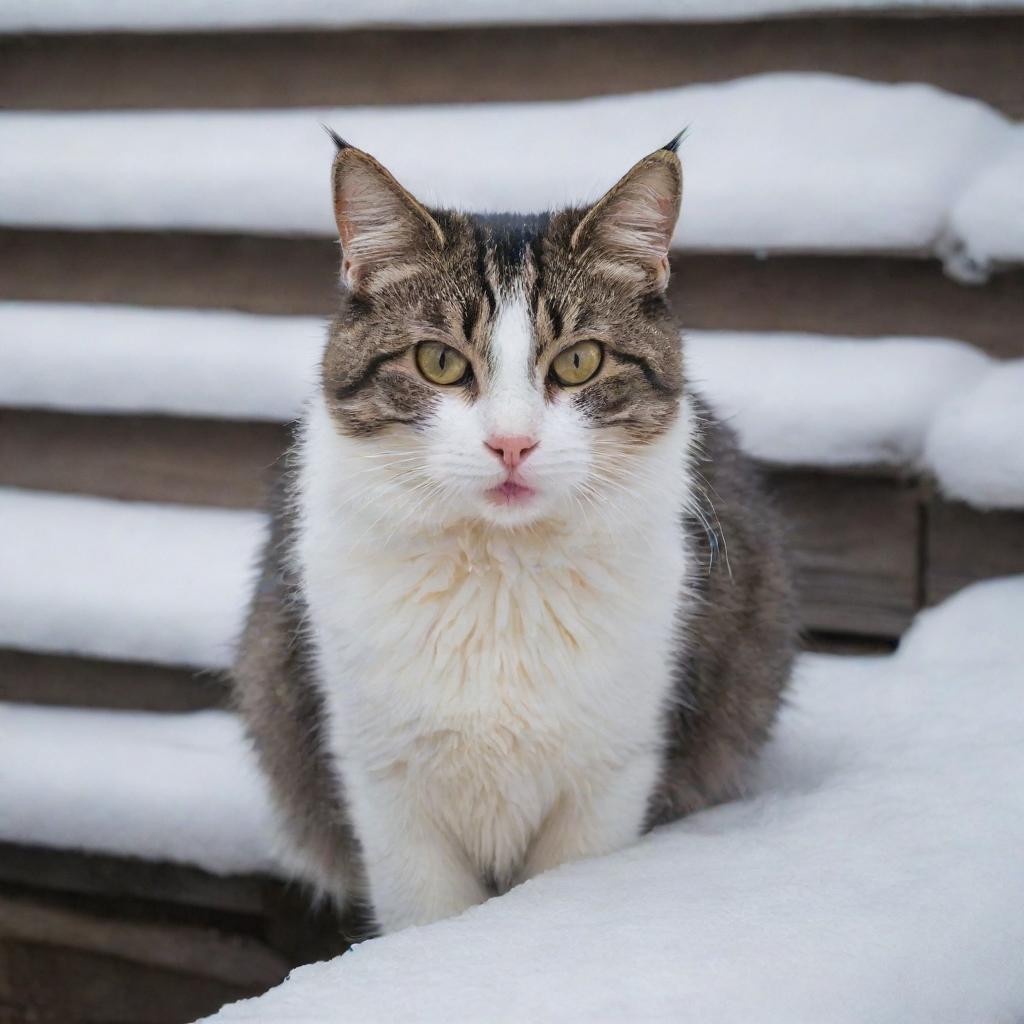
207 574 1024 1024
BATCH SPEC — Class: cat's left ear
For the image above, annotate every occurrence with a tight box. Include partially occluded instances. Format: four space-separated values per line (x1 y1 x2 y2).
571 141 683 292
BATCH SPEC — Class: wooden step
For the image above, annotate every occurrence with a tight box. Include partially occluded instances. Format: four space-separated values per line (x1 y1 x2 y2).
2 232 1021 358
0 408 284 510
0 649 226 712
926 498 1024 604
0 844 348 1024
2 16 1022 116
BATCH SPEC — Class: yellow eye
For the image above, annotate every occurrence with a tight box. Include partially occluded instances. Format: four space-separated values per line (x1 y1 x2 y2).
415 342 469 386
551 341 603 387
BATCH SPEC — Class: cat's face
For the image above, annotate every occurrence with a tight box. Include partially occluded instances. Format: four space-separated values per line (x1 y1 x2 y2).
321 139 684 531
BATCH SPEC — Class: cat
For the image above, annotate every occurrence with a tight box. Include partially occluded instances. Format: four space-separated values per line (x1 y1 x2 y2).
233 132 796 936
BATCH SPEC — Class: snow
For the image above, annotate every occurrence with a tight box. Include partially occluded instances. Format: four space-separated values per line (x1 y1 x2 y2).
0 488 265 670
945 127 1024 280
0 704 277 876
0 303 324 422
687 330 992 468
3 0 1020 33
206 574 1024 1024
3 304 1018 502
0 75 1017 274
923 360 1024 510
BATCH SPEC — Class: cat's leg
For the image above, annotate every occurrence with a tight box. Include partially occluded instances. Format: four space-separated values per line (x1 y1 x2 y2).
521 753 659 882
347 771 487 934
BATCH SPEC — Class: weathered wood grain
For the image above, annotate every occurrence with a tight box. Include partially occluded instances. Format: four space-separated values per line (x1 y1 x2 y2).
0 940 258 1024
0 409 286 509
2 231 1022 357
0 843 271 916
762 469 921 637
0 894 289 988
0 844 351 1023
2 17 1023 116
925 498 1024 604
0 649 226 711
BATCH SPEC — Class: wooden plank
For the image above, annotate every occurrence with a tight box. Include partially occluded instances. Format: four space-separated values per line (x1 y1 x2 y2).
2 231 1022 358
1 17 1022 116
802 632 899 655
668 255 1024 360
0 409 287 508
763 469 921 637
925 498 1024 604
0 843 272 916
0 894 289 988
0 939 258 1024
0 649 226 711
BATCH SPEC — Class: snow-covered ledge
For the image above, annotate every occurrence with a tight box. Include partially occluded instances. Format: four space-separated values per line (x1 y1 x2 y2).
0 75 1019 276
204 575 1024 1024
3 302 1022 509
3 0 1023 33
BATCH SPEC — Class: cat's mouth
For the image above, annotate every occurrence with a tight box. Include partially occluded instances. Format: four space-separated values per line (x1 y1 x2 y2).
485 477 536 507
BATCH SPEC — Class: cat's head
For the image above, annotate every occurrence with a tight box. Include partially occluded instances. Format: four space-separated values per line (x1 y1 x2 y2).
319 135 686 532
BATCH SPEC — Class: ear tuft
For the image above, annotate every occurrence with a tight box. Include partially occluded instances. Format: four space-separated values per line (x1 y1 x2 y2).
322 124 349 152
661 127 689 154
331 145 444 293
571 147 683 292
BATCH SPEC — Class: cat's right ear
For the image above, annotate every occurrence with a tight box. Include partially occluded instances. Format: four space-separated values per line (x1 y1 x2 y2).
328 134 445 293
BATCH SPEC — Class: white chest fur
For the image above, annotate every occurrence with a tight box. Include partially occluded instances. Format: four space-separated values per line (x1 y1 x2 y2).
295 397 693 922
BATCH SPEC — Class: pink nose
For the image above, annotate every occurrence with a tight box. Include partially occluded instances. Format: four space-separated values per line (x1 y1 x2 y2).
485 435 538 470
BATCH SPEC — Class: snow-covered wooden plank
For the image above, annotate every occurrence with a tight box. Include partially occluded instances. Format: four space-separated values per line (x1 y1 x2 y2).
923 359 1024 509
0 303 323 422
0 488 263 669
3 0 1022 33
0 76 1017 273
946 127 1024 277
0 703 277 876
687 332 992 469
0 304 999 476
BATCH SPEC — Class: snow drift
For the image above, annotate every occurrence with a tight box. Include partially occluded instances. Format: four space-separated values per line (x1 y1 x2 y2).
205 575 1024 1024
